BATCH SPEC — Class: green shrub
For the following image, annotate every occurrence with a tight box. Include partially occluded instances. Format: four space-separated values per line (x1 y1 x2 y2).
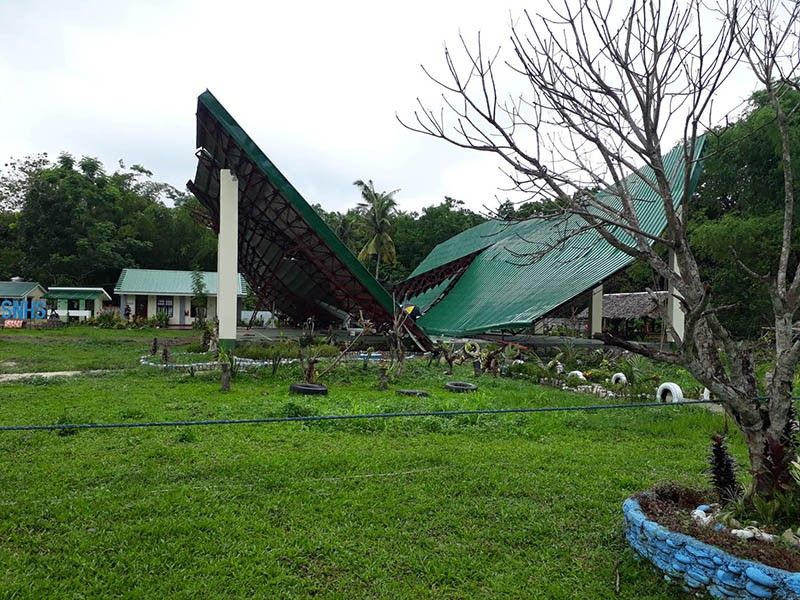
234 340 300 375
92 311 124 329
564 374 586 388
183 342 206 354
310 343 339 359
508 362 546 382
54 414 78 437
583 368 612 383
282 401 318 418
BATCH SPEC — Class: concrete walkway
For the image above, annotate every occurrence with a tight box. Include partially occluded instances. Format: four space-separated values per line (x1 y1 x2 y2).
0 370 107 384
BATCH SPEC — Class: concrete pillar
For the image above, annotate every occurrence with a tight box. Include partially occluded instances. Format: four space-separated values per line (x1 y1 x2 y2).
667 250 685 342
179 297 186 326
589 284 603 337
218 169 239 349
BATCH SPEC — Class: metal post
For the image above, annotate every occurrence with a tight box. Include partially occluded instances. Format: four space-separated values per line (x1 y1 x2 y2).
218 169 239 350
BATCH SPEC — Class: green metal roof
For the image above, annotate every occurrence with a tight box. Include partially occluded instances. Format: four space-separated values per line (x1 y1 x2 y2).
114 269 247 296
0 281 45 299
407 139 705 337
44 287 112 301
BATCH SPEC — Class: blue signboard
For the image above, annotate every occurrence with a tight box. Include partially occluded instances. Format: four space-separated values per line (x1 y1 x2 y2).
0 299 47 320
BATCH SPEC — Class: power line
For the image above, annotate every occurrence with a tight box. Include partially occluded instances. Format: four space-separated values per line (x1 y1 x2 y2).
0 400 719 433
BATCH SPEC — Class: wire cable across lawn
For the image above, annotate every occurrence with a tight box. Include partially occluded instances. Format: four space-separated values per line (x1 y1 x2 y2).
0 399 720 432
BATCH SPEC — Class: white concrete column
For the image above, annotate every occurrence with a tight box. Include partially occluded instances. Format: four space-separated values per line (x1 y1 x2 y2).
589 284 603 337
218 169 239 347
667 250 685 342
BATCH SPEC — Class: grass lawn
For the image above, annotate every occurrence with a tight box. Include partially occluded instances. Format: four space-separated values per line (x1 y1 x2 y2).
0 326 197 374
0 331 740 600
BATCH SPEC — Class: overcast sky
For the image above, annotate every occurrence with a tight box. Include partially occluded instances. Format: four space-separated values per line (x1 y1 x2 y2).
0 1 758 215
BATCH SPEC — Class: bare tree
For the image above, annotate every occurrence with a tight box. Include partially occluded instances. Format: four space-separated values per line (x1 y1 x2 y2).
401 0 800 501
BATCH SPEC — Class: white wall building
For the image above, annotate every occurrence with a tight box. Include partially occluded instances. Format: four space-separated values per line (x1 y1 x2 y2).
114 268 247 327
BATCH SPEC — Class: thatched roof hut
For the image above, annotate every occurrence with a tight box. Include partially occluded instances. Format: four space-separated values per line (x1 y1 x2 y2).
577 291 668 320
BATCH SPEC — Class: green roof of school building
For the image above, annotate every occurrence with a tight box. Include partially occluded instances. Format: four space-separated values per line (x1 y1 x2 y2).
114 269 247 297
0 281 46 299
44 287 112 301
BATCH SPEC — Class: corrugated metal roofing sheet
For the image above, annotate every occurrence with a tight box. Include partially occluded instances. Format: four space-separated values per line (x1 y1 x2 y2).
408 140 704 336
114 269 247 296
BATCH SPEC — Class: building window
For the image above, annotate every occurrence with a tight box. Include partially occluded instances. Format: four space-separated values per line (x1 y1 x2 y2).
156 296 174 318
67 299 80 311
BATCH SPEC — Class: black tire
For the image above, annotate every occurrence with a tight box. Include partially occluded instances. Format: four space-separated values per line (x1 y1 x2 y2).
445 381 478 393
289 383 328 396
396 389 430 397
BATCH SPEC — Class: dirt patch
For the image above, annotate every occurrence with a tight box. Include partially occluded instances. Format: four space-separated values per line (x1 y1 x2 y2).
636 483 800 572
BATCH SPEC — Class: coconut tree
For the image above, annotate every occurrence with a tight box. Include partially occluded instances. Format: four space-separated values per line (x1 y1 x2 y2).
329 210 362 254
354 179 399 279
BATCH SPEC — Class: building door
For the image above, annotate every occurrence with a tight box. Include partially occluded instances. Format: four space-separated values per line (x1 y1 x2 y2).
135 296 148 318
85 299 95 316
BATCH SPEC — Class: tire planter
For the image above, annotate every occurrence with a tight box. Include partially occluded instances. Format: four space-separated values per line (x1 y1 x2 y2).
463 341 481 358
567 370 586 381
445 381 478 393
656 382 684 403
289 383 328 396
396 389 430 397
623 497 800 598
611 372 628 385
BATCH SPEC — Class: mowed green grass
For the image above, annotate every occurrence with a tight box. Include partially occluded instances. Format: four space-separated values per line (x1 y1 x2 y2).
0 326 197 373
0 331 735 598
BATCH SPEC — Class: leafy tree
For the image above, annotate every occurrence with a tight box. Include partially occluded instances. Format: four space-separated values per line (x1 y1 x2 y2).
0 153 51 211
392 197 485 281
327 209 366 255
1 153 217 289
315 196 485 286
191 265 208 324
0 210 22 280
354 179 399 279
689 86 800 337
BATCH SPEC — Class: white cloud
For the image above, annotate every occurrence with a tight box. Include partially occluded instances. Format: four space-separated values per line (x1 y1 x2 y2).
0 0 760 215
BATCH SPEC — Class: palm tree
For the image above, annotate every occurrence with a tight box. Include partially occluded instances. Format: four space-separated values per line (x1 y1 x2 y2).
329 211 361 254
354 179 399 279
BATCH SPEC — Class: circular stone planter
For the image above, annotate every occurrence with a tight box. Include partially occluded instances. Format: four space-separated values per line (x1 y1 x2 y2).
444 381 478 393
623 497 800 598
289 383 328 396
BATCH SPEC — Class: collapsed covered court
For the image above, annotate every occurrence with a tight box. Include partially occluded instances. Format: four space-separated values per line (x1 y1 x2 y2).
187 90 702 346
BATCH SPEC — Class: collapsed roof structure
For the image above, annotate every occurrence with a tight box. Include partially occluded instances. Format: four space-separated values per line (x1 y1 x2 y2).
396 141 705 338
188 89 702 344
188 90 431 346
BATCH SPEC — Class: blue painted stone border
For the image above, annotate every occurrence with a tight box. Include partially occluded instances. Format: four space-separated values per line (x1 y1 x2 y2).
623 498 800 598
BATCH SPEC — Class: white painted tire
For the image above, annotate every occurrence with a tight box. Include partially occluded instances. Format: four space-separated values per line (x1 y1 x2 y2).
656 382 683 403
463 341 481 358
611 372 628 385
566 370 586 381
